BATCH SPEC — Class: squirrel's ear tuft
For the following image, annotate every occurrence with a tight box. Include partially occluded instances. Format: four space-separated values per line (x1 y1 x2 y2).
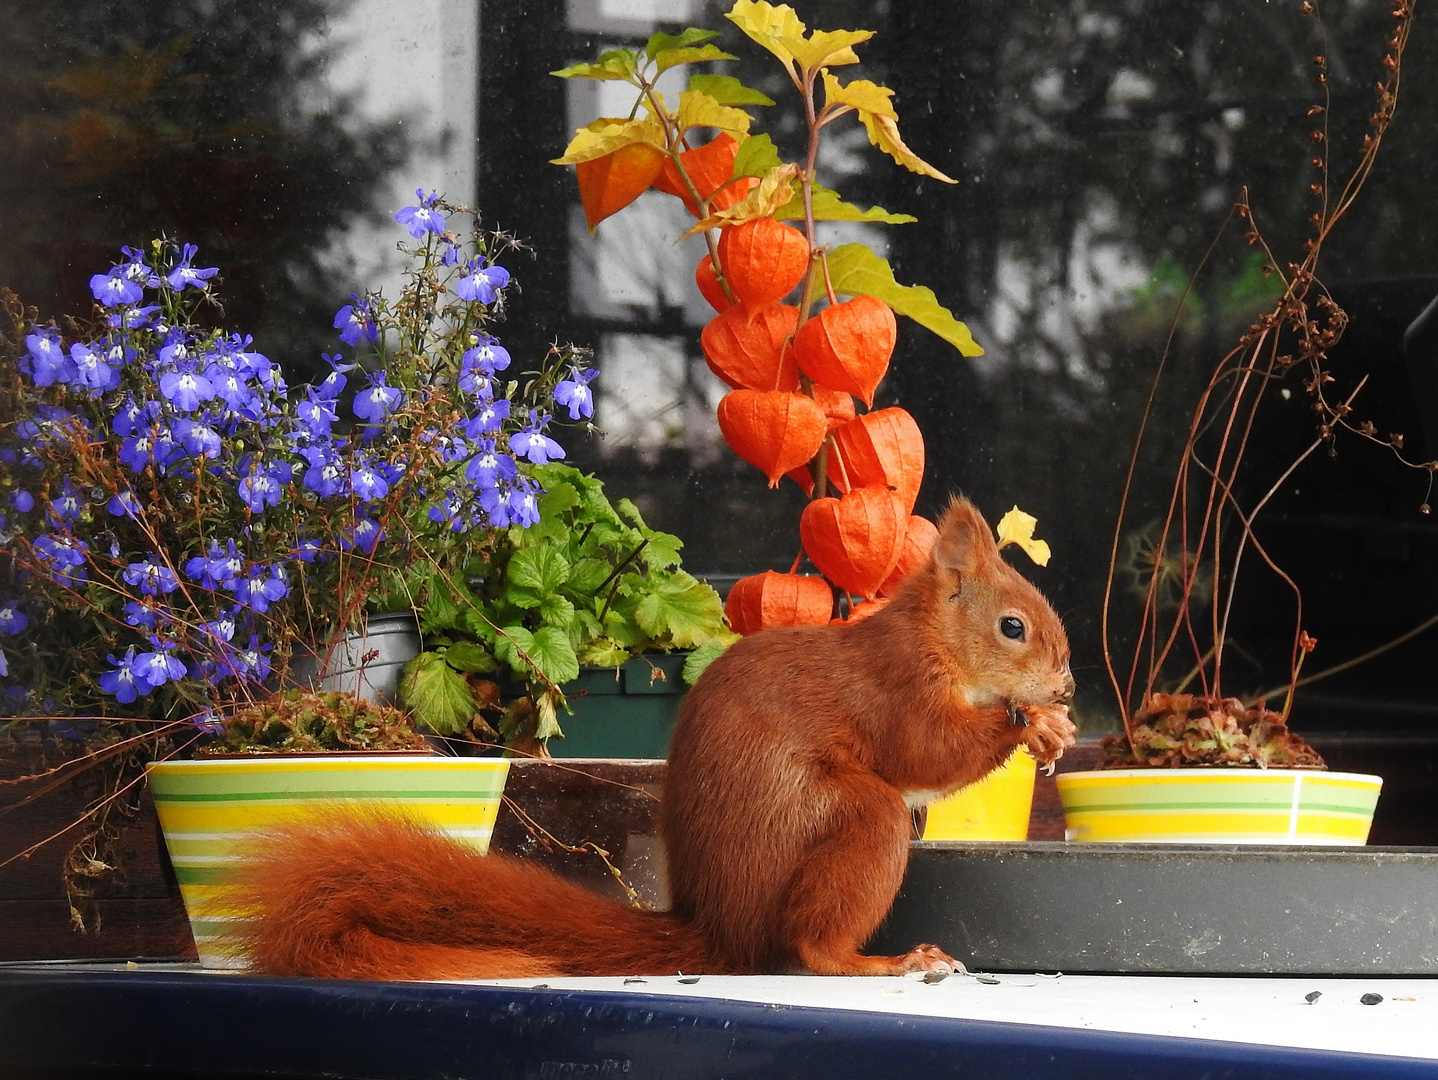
932 496 997 575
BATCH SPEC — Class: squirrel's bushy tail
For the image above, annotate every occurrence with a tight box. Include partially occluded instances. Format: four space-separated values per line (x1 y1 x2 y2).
226 810 727 981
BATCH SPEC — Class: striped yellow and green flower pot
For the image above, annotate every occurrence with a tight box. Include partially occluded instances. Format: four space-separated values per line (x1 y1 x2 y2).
1055 768 1382 845
146 755 510 968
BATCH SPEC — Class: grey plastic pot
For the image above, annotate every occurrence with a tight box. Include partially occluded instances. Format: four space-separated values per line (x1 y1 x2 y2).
289 612 422 706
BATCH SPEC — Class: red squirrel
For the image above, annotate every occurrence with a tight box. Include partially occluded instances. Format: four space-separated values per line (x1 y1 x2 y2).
232 495 1076 980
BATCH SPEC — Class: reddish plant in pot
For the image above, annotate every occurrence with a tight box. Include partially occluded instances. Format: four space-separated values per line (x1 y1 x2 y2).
1100 0 1429 769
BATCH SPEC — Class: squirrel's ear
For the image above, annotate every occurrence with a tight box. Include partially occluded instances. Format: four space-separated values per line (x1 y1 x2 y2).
932 496 998 575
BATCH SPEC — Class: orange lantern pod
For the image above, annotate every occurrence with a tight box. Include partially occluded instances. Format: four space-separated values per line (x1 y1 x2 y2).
700 303 801 391
574 142 668 232
792 294 897 407
717 389 828 487
799 484 910 599
717 218 811 307
877 515 940 597
652 134 757 216
837 595 890 625
696 254 734 312
814 385 857 433
785 426 855 497
831 407 926 512
725 570 833 634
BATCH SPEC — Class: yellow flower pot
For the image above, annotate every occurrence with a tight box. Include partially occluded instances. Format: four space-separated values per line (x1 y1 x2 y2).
1056 768 1382 844
146 755 510 967
921 747 1036 841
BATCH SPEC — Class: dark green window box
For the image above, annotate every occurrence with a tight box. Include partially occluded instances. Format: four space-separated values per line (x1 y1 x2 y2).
548 653 688 759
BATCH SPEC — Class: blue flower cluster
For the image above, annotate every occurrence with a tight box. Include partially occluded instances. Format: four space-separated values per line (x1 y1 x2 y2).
0 194 598 717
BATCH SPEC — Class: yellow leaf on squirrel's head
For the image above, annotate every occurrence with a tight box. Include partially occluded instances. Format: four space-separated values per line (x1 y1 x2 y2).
995 506 1052 567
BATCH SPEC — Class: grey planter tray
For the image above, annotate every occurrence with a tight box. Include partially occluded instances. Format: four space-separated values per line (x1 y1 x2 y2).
872 841 1438 976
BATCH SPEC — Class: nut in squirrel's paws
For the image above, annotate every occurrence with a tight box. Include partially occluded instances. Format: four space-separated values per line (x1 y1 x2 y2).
1019 704 1076 770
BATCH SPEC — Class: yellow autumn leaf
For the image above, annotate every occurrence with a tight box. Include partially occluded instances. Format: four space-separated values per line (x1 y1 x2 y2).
683 163 800 236
789 27 873 73
725 0 808 71
551 116 666 166
676 90 754 139
822 73 956 184
995 507 1052 567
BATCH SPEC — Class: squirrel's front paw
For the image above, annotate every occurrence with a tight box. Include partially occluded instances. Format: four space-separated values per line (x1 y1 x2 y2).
1020 704 1076 769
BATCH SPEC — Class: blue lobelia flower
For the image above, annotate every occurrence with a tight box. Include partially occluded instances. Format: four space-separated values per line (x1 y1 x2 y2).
106 304 159 331
237 458 293 513
189 709 226 735
165 243 219 291
107 490 141 518
455 258 510 304
24 330 76 387
32 533 89 585
89 268 143 308
133 639 188 690
158 362 216 412
46 477 85 524
394 188 445 238
219 634 272 683
173 418 223 460
315 355 354 399
463 438 518 490
0 600 26 636
341 516 384 553
98 647 144 703
461 333 511 375
67 342 120 394
122 599 162 629
462 398 510 438
12 490 34 513
123 556 182 597
334 294 379 346
349 455 391 503
299 444 347 498
354 371 402 423
230 562 289 613
185 539 244 590
553 367 599 420
507 477 543 528
510 411 564 464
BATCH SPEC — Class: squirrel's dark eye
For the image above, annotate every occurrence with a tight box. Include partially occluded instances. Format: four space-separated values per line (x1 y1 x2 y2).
999 616 1026 641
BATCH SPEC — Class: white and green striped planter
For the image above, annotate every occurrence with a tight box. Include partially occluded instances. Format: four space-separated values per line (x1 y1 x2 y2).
146 755 510 968
1056 768 1382 845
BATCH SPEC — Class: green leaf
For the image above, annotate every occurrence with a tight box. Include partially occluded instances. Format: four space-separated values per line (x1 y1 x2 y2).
552 49 640 82
820 243 984 356
645 27 721 59
577 639 632 668
775 184 917 225
688 73 775 107
731 132 785 179
567 557 614 595
639 530 684 571
632 573 726 649
417 584 462 634
508 545 570 593
538 593 577 630
602 606 648 649
654 44 738 74
528 626 581 685
442 640 498 674
493 625 537 676
683 635 736 685
398 652 476 736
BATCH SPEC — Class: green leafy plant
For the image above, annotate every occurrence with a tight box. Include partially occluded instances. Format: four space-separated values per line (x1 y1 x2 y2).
390 462 733 752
